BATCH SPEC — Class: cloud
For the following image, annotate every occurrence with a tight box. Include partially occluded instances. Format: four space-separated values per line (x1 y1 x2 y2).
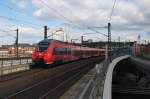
31 0 150 41
1 0 148 43
0 19 43 45
16 0 29 9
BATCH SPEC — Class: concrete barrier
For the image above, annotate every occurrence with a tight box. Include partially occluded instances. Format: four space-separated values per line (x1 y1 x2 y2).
103 55 130 99
0 64 30 76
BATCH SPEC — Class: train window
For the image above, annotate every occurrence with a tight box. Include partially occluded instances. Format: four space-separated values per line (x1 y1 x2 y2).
67 49 71 54
64 48 68 54
75 50 80 55
71 49 75 55
54 48 68 55
37 42 50 52
54 48 61 55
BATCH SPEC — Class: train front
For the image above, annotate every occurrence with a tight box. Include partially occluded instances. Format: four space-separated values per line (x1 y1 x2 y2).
32 39 54 65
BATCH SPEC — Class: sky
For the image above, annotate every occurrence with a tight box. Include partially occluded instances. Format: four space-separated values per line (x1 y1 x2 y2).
0 0 150 45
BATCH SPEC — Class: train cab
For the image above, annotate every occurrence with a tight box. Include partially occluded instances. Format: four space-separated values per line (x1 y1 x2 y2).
32 39 54 64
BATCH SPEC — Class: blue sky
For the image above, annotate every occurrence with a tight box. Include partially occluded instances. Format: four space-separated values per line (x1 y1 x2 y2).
0 0 150 46
0 0 66 45
0 0 63 28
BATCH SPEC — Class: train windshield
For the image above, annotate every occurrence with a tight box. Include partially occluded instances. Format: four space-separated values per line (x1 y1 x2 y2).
37 42 50 52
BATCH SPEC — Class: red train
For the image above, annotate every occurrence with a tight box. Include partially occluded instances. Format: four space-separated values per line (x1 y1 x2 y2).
32 39 105 65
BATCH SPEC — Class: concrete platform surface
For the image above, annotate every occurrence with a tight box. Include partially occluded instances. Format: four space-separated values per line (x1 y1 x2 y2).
60 68 96 99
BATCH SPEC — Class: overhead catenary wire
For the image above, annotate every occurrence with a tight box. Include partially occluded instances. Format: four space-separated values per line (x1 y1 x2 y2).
0 29 15 37
2 24 16 29
55 0 109 37
0 15 42 28
108 0 117 22
88 28 108 37
39 0 86 30
0 2 43 27
57 1 107 30
0 3 43 26
60 4 108 35
39 0 89 32
0 0 115 41
0 28 14 33
40 0 107 39
0 3 45 44
0 2 21 14
39 0 72 23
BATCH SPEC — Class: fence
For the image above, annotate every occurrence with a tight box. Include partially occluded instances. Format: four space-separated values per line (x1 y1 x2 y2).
0 53 31 58
0 54 32 76
80 47 132 99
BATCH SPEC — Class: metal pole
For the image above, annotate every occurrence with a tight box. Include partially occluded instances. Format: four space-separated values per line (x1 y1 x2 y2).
1 54 3 67
66 33 68 42
108 23 111 57
81 36 84 45
105 44 108 60
15 28 19 58
11 58 13 66
63 31 64 42
118 36 120 48
71 39 73 43
44 26 47 39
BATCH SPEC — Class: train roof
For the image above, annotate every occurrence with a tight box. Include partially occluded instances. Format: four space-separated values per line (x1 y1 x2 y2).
39 39 53 43
38 39 104 50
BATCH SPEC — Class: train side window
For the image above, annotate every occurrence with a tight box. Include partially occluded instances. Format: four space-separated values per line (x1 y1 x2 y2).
54 48 68 55
65 48 68 54
59 48 64 55
68 49 71 54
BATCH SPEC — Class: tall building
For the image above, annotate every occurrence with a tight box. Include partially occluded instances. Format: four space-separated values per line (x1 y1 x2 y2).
53 29 67 42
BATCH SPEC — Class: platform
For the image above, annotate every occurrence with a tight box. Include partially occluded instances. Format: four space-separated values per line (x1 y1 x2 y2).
60 66 96 99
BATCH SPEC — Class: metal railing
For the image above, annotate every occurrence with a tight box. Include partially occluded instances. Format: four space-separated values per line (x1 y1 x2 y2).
0 54 32 76
80 47 132 99
0 53 31 58
0 54 31 68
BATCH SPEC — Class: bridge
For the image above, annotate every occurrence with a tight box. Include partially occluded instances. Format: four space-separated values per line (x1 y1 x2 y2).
0 0 150 98
0 47 149 99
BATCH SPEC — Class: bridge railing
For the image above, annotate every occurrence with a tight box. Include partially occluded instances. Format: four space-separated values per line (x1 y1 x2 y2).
0 54 32 76
0 53 32 65
80 47 132 99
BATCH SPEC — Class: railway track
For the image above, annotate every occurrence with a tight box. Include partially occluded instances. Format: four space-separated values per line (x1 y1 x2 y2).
113 85 150 95
0 57 103 98
0 68 42 83
112 85 150 99
0 57 96 83
40 63 93 99
8 61 94 99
